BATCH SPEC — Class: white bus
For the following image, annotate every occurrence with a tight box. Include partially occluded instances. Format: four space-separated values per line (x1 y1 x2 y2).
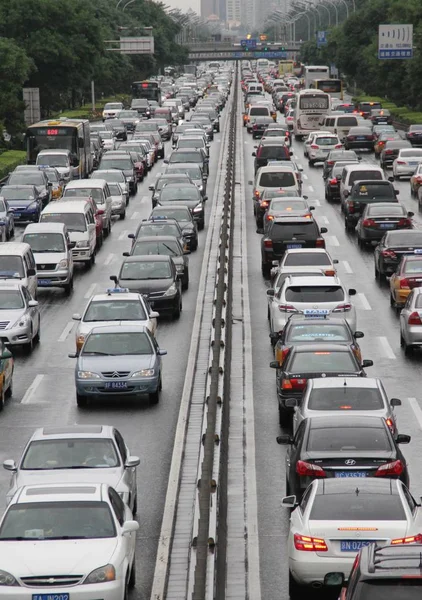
304 65 330 88
293 89 330 139
256 58 270 72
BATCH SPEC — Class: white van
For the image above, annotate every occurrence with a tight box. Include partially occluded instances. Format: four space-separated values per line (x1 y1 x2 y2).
247 83 264 95
253 164 301 200
22 223 74 294
36 149 78 183
40 201 96 267
62 179 112 237
0 243 37 298
339 164 386 206
321 114 361 140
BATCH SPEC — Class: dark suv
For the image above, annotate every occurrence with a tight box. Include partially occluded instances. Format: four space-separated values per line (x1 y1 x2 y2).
344 180 399 231
380 140 412 169
252 140 291 173
326 543 422 599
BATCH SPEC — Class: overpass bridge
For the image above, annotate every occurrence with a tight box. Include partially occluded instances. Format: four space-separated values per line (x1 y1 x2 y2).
182 40 302 61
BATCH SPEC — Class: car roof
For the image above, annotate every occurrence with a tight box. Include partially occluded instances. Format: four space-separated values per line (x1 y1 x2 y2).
0 281 24 291
152 204 191 212
284 275 340 286
32 425 112 440
23 223 66 234
310 377 380 389
315 478 398 495
345 164 383 172
287 314 349 326
13 483 105 504
66 179 107 188
89 324 149 335
38 149 69 155
90 291 144 302
306 414 385 429
42 201 90 213
272 216 316 224
123 254 171 263
284 248 330 255
2 184 36 189
0 242 32 254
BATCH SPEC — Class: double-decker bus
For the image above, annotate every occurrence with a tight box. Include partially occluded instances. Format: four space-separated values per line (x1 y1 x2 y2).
310 78 344 100
293 89 330 139
131 80 161 104
25 119 91 178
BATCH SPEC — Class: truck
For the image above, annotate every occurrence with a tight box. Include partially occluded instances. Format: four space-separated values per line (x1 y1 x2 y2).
183 65 197 77
278 60 294 76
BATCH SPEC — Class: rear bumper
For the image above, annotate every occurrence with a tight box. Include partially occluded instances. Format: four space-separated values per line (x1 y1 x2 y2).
290 554 354 586
404 324 422 345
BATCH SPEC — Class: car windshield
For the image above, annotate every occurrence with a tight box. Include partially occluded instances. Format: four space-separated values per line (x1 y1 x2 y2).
170 152 201 163
83 331 152 355
308 388 384 410
9 173 44 186
120 260 172 280
84 300 147 322
156 177 190 190
139 223 180 236
259 146 289 158
315 137 338 146
100 159 132 170
250 108 270 116
44 169 59 183
152 210 190 223
290 351 356 373
132 240 180 256
270 200 308 212
167 166 201 179
100 132 113 139
22 233 65 253
287 323 349 342
263 190 300 199
94 171 125 183
40 213 86 232
119 111 138 118
160 187 199 201
351 182 391 196
307 426 390 451
0 501 116 540
108 184 121 195
0 200 5 212
36 155 68 167
284 253 331 266
0 289 24 308
259 172 295 187
356 580 422 599
0 258 25 280
310 494 405 521
285 285 344 302
64 188 102 201
21 439 120 469
105 103 122 110
1 187 34 200
178 139 204 149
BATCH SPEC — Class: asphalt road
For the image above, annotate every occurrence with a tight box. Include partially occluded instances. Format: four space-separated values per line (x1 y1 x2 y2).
243 107 422 599
0 113 226 599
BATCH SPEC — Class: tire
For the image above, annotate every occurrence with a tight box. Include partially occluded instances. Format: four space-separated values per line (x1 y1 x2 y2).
198 220 204 231
289 572 302 600
390 292 395 307
308 160 314 167
64 277 73 296
182 272 189 291
132 494 138 517
376 262 385 283
278 404 291 428
120 210 126 220
285 475 291 496
96 232 103 249
149 386 160 404
261 262 270 278
173 297 182 319
24 329 34 354
128 560 136 588
404 341 413 356
411 185 416 197
5 374 12 399
76 393 87 408
0 383 5 412
345 219 354 232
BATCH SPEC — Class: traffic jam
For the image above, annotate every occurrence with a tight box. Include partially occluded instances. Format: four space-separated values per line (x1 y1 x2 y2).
243 59 422 598
0 67 232 599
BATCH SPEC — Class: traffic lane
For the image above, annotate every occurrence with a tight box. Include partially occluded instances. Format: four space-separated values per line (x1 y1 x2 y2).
0 120 226 599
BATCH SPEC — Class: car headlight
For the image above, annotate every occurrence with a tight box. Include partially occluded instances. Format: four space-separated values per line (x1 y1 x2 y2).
164 283 177 296
0 569 18 586
58 259 68 268
193 204 203 213
176 265 184 272
12 315 30 329
75 240 90 248
112 200 122 206
27 201 39 211
77 371 100 379
131 368 155 377
62 171 70 178
198 184 203 191
84 564 116 585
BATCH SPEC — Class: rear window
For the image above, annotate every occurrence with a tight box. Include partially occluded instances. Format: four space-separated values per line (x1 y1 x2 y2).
308 388 384 410
361 102 382 110
259 146 289 159
287 323 350 342
258 172 295 187
367 205 404 216
310 494 406 521
349 171 384 185
250 107 270 116
285 285 344 302
352 183 395 199
386 232 422 245
337 117 358 126
290 351 356 373
307 426 390 451
356 580 422 600
404 259 422 273
315 137 338 146
275 272 324 288
270 200 308 212
270 222 318 239
400 150 422 157
284 253 331 266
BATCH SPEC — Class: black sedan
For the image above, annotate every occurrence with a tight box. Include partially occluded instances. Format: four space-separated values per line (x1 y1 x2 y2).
156 183 205 231
149 206 199 251
270 344 372 427
406 124 422 147
374 230 422 281
356 203 413 247
344 180 399 231
344 127 374 151
380 140 412 169
252 140 292 173
277 415 410 500
129 218 185 249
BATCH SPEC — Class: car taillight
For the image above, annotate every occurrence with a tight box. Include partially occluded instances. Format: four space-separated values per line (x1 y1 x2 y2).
278 304 298 313
254 190 260 198
296 460 326 478
374 460 404 477
362 218 376 227
334 144 343 149
294 533 328 552
333 303 352 312
385 149 393 154
382 249 397 259
310 144 319 149
385 417 396 434
391 533 422 545
267 215 274 221
260 200 269 208
329 178 338 185
348 136 356 141
396 160 406 165
408 311 422 325
253 124 258 130
415 176 422 182
316 238 325 248
398 218 412 227
285 131 290 137
264 239 273 248
324 269 336 276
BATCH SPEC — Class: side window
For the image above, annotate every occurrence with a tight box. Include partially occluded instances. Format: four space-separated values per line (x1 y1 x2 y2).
299 485 312 513
87 209 94 225
104 184 111 199
405 292 414 310
402 485 417 513
113 429 127 463
22 286 32 303
342 169 348 183
293 421 305 449
28 251 36 270
108 487 125 526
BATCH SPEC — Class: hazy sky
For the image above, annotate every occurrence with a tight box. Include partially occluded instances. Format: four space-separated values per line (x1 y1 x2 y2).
166 0 200 12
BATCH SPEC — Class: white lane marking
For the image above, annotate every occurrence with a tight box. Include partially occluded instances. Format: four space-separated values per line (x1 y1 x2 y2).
308 185 315 192
130 211 140 220
118 230 128 241
302 173 308 180
58 321 75 343
326 235 339 246
312 197 320 206
84 283 96 299
293 154 298 159
378 336 396 359
357 292 372 310
104 253 114 265
342 260 353 273
319 216 329 225
408 398 422 430
21 374 44 404
141 195 150 204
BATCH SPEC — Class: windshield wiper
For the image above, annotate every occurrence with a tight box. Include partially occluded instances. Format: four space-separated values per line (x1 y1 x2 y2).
162 244 178 256
82 351 110 356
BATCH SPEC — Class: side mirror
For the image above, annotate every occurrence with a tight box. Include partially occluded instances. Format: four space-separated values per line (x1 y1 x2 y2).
72 313 82 321
27 268 36 277
358 156 362 160
320 227 328 234
284 398 298 408
388 176 394 182
390 398 402 407
1 349 12 359
309 206 315 211
408 211 414 217
157 348 167 356
348 288 357 296
148 185 154 191
68 352 78 358
354 330 364 339
299 167 303 172
395 189 400 195
396 434 411 444
123 252 130 257
125 456 140 468
163 159 169 164
303 195 308 200
281 495 297 509
269 361 280 369
266 289 275 298
3 459 17 472
183 248 191 255
276 434 293 445
362 359 373 368
324 573 345 587
343 190 349 198
150 311 160 319
47 182 53 187
333 259 339 264
28 300 38 307
110 275 118 284
128 234 135 240
122 520 140 535
203 196 208 201
289 151 293 156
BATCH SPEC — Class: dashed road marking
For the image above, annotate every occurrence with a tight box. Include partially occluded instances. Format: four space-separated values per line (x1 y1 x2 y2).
302 173 308 180
312 198 320 206
308 185 314 192
131 212 140 220
342 260 353 273
104 253 115 265
118 230 128 241
58 321 75 342
378 336 396 359
141 195 150 204
357 292 372 310
319 216 329 225
21 374 45 404
408 398 422 430
84 283 96 299
326 235 339 246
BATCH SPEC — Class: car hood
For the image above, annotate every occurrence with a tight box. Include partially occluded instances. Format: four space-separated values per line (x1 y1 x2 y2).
0 538 118 577
33 251 66 264
13 468 123 493
53 167 70 176
158 199 200 209
78 353 155 372
7 200 37 208
0 308 25 325
68 231 89 242
118 278 173 294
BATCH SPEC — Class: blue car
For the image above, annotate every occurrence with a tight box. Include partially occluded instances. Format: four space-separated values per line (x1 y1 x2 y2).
70 324 166 407
0 185 42 223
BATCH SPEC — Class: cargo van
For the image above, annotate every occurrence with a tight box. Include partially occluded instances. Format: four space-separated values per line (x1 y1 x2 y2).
321 114 361 140
62 179 112 236
0 243 37 298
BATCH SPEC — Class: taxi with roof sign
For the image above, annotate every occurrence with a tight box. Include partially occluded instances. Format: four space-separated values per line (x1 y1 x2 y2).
72 285 159 352
389 254 422 309
262 197 314 232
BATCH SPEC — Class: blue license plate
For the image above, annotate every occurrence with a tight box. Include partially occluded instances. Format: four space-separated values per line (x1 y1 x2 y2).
357 136 366 141
340 540 372 552
38 279 52 286
105 381 127 389
414 249 422 254
335 471 367 478
33 595 70 600
287 244 303 249
14 213 21 218
380 223 395 229
409 162 418 166
303 309 330 315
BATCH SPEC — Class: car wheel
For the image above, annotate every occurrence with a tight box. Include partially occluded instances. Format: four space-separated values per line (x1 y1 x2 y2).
24 329 34 354
267 305 270 321
96 232 103 249
261 262 270 278
120 210 126 220
285 475 291 496
390 292 396 307
198 220 204 231
128 560 136 589
289 572 302 600
89 250 96 268
182 273 189 291
411 185 416 197
150 382 160 405
308 160 313 167
404 341 413 356
64 277 73 296
376 263 385 283
345 219 354 232
278 404 291 428
394 174 400 180
132 494 138 516
173 298 182 319
0 383 5 412
5 373 12 399
76 393 87 408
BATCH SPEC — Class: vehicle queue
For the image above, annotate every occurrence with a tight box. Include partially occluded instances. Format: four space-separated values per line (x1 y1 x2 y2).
244 60 422 598
0 65 232 599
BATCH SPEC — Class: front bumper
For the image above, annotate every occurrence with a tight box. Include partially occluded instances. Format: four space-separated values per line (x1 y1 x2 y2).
0 323 32 346
71 248 92 263
10 209 40 223
112 201 126 216
0 577 124 599
37 268 72 287
76 375 159 398
147 293 179 314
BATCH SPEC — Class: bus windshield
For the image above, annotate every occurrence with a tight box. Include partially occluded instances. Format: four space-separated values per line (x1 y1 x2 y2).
26 126 77 163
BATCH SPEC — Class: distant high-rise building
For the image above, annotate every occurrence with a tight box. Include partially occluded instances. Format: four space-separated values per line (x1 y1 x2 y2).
227 0 241 24
201 0 219 19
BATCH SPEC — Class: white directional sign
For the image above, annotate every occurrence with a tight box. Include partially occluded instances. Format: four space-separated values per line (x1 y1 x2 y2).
378 24 413 59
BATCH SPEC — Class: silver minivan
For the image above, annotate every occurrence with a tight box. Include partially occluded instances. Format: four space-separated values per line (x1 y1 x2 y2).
0 243 37 298
22 222 74 294
322 114 361 141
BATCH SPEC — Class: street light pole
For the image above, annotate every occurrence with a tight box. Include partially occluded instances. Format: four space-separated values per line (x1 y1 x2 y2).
324 0 339 26
337 0 349 18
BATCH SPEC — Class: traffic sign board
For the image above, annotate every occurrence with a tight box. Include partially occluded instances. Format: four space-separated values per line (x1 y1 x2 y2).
234 51 288 59
317 31 327 47
241 38 257 49
378 24 413 59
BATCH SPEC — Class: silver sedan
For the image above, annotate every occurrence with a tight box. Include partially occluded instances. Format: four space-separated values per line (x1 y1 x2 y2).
0 283 40 352
399 286 422 355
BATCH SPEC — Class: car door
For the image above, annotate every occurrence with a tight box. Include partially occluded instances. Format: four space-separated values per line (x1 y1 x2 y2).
287 421 306 493
0 340 13 392
85 208 96 254
108 487 136 564
113 429 136 508
103 185 113 226
25 251 37 298
22 285 38 331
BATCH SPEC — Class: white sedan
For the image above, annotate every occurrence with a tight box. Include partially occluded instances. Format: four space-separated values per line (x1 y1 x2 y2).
283 477 422 595
393 148 422 179
0 483 138 599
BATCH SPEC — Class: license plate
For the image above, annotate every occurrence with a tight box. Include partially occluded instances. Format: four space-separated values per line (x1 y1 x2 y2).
340 540 372 552
38 279 52 286
414 249 422 254
357 136 366 141
105 381 127 389
380 223 395 229
335 471 367 478
14 213 21 218
409 162 418 166
33 595 70 600
287 244 303 249
303 309 330 315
